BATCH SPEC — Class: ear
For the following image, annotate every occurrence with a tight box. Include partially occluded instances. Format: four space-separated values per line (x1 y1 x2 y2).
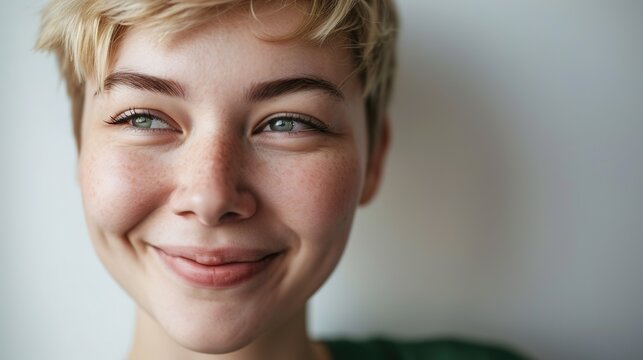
359 117 391 205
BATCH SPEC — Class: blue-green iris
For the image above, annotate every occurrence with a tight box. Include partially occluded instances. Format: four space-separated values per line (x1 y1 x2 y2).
269 119 294 132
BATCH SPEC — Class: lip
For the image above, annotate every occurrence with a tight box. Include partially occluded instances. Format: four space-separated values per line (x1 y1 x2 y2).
151 245 282 289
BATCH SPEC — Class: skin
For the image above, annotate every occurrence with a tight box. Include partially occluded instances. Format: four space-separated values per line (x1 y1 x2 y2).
77 4 389 360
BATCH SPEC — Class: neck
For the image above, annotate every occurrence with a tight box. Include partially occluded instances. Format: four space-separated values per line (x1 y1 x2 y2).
127 306 330 360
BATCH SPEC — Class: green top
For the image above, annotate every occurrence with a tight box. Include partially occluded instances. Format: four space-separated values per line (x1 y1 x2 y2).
323 338 530 360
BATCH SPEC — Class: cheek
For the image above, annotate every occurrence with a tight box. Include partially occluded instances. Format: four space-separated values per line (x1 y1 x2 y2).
260 148 364 245
79 148 170 234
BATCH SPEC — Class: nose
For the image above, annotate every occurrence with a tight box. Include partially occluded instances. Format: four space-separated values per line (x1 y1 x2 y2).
169 135 257 226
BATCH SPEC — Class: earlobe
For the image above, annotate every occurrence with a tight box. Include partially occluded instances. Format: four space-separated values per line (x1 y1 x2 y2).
359 117 391 205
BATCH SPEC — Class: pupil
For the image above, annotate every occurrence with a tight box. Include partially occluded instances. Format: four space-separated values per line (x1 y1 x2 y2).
270 119 294 132
134 117 152 128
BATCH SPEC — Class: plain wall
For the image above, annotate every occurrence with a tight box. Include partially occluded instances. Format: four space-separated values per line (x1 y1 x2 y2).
1 1 641 359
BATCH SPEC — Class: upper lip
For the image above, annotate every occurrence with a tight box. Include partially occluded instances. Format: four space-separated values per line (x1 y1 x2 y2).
151 244 281 266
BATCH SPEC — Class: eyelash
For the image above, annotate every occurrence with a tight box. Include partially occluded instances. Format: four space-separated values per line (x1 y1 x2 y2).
104 108 174 133
104 108 330 135
256 112 329 135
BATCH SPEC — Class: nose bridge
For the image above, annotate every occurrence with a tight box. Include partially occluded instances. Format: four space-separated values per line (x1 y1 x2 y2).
171 127 255 226
184 131 240 191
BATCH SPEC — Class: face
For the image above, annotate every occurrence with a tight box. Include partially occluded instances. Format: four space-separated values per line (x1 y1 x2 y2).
78 5 384 354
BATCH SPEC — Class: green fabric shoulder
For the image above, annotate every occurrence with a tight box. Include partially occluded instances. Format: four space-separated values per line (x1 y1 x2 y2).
323 338 530 360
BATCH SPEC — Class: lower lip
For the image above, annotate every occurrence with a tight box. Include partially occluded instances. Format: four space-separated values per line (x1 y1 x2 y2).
154 247 279 289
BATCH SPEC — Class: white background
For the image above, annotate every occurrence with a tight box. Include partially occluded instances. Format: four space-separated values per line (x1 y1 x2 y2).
1 1 642 359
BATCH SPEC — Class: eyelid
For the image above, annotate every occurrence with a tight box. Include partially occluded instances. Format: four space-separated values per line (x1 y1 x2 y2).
256 112 329 134
105 107 180 132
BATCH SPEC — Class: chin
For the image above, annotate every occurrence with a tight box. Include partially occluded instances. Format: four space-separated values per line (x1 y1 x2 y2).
144 295 271 355
159 312 262 354
171 328 256 355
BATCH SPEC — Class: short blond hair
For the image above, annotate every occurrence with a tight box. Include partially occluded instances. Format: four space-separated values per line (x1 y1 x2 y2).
37 0 398 151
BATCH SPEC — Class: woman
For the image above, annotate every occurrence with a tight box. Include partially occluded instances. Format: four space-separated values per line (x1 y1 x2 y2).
37 1 526 359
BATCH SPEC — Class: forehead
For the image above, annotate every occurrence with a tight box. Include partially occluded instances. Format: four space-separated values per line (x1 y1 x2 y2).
105 5 360 101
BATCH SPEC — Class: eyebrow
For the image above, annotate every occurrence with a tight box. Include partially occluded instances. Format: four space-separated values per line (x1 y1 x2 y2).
247 76 344 102
97 71 343 101
99 71 186 98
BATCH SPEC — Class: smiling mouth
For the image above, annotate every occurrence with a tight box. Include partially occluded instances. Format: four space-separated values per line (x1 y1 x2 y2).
151 245 282 289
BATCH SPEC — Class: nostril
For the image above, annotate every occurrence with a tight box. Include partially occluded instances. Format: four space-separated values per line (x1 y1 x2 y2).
169 185 257 226
219 211 241 223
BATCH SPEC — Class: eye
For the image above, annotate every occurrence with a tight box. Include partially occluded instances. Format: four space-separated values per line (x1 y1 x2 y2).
258 113 328 134
105 108 175 132
268 118 296 132
130 115 170 129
